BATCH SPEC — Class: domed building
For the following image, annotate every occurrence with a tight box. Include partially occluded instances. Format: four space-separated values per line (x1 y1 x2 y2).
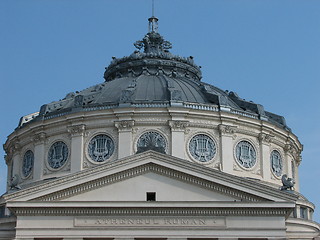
1 16 319 240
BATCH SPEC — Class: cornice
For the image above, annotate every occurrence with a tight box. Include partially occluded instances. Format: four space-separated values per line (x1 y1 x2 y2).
10 206 291 217
286 218 320 232
6 106 300 146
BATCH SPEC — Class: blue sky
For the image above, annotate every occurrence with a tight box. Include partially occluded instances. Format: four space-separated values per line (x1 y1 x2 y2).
1 0 320 222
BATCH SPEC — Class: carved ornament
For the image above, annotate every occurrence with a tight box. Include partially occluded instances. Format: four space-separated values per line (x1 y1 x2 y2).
32 132 47 144
67 124 86 137
284 143 300 161
258 133 274 144
168 120 189 132
114 120 135 131
218 124 237 136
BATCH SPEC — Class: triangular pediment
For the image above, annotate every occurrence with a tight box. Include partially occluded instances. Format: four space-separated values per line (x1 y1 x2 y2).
3 151 298 203
64 171 237 202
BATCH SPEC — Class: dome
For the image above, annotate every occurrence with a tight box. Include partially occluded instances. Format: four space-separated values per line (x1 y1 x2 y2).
2 14 318 240
19 17 289 131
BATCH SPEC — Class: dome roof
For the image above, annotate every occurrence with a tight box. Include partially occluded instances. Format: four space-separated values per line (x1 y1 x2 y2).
19 17 289 131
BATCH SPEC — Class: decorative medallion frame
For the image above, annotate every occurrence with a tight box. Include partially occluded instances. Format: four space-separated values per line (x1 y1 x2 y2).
44 137 71 173
269 148 284 179
20 147 34 180
133 128 169 154
186 131 219 165
233 138 259 171
84 130 118 166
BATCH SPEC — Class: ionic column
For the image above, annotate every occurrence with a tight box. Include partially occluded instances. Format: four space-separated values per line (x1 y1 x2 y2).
115 120 135 158
284 143 294 178
169 120 189 159
296 205 301 218
32 132 46 181
4 154 12 191
258 133 274 181
219 124 237 174
7 139 20 177
67 124 86 173
293 162 300 192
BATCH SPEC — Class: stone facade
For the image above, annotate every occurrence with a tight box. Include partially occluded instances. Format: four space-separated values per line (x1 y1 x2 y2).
1 16 319 240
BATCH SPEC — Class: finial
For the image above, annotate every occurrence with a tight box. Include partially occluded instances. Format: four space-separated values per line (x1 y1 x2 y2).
148 0 158 33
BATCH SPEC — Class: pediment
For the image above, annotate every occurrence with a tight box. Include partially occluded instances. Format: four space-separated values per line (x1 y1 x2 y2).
3 151 298 203
64 171 237 202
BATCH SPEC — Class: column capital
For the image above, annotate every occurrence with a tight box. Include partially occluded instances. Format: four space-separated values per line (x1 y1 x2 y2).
168 120 189 131
258 132 274 144
67 124 86 137
218 124 237 136
284 142 301 164
115 120 135 131
32 132 47 144
4 138 21 160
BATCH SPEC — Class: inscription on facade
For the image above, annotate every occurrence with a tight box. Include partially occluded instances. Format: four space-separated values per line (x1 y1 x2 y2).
74 217 225 228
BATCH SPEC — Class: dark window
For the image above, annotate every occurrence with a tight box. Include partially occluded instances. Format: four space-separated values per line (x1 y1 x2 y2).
188 239 218 240
35 239 63 240
146 192 156 201
84 239 114 240
300 207 308 219
135 239 166 240
239 239 268 240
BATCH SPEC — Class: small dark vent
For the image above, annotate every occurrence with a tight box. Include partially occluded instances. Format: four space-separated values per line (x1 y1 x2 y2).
146 192 156 201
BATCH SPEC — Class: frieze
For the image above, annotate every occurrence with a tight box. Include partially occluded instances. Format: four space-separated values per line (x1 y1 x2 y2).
134 117 168 122
233 128 257 138
74 216 226 228
187 122 216 130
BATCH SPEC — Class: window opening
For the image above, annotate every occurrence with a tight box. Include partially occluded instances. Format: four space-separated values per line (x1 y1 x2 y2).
146 192 156 201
